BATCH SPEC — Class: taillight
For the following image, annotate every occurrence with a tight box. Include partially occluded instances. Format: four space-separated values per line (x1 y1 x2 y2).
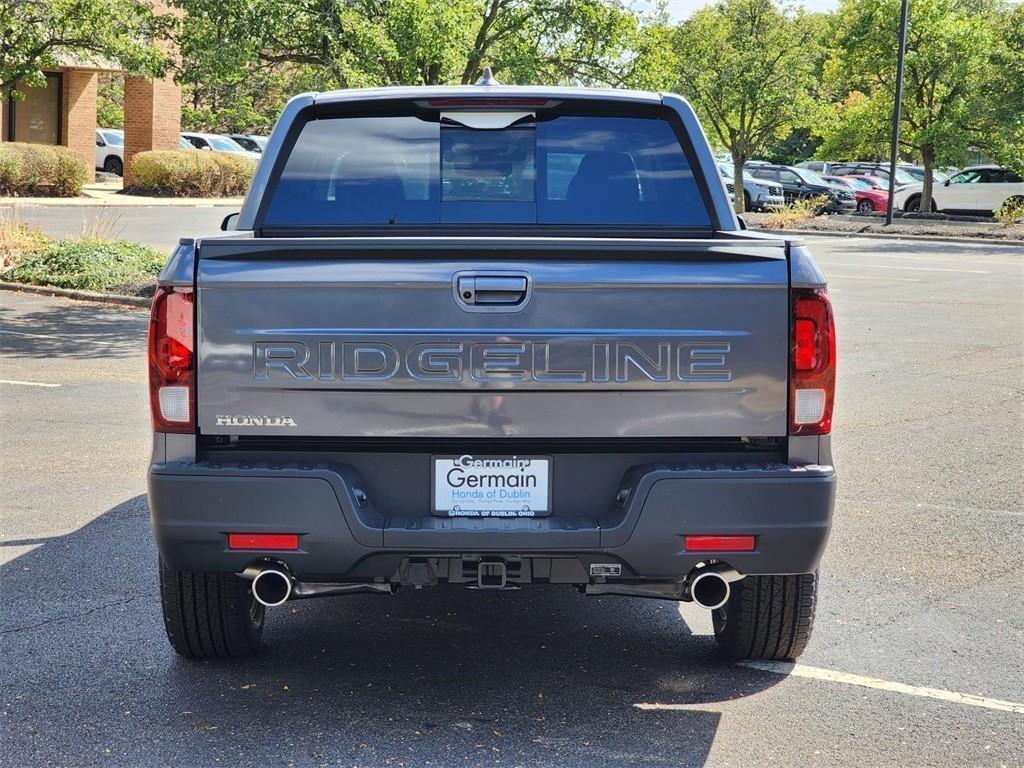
790 287 836 435
148 286 195 433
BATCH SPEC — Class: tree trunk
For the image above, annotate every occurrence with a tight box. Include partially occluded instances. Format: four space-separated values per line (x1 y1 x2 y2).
920 144 935 213
731 151 748 214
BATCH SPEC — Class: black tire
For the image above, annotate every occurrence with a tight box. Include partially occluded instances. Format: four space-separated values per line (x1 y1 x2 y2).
712 573 817 661
743 190 752 212
905 194 936 213
103 156 123 176
159 558 264 659
856 199 874 214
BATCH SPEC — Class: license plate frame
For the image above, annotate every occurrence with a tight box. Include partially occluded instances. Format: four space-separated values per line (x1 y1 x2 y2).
431 454 552 518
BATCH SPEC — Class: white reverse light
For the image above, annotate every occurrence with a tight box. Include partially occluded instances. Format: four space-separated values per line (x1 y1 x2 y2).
158 386 190 423
794 388 826 425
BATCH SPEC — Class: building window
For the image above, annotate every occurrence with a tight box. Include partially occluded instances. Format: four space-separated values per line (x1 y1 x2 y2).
5 73 63 145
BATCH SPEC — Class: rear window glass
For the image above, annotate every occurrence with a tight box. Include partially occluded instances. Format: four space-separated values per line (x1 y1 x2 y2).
262 111 710 227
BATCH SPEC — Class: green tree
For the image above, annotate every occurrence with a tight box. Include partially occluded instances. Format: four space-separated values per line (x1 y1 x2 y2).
976 3 1024 171
824 0 1000 210
671 0 826 213
0 0 173 99
171 0 658 132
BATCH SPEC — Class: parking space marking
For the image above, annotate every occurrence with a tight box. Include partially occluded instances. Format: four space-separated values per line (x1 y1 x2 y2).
825 273 922 282
741 661 1024 714
0 378 61 388
838 264 990 274
0 543 42 566
635 661 1024 715
0 329 127 348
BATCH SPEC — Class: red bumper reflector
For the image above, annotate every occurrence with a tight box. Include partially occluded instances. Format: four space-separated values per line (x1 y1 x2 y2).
684 535 756 552
228 533 299 551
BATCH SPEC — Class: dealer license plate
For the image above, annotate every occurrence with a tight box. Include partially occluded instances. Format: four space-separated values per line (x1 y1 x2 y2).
432 455 551 517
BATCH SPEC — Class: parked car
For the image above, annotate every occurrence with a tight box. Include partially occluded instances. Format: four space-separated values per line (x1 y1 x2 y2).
149 84 835 663
841 174 888 190
748 164 856 213
796 160 840 175
718 163 785 210
894 165 1024 215
898 165 948 183
181 132 261 161
227 134 269 153
95 129 124 176
824 175 889 213
829 162 917 186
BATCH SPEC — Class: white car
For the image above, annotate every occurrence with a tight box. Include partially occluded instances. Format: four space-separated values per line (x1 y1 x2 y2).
180 132 261 162
895 165 1024 215
95 129 125 176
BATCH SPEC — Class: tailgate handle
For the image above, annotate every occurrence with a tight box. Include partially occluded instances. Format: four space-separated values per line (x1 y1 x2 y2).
457 275 528 306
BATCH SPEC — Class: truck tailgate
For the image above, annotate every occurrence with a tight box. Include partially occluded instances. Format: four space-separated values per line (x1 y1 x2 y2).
195 237 789 439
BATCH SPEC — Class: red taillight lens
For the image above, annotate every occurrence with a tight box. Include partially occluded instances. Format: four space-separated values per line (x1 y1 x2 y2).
227 533 300 551
790 288 836 435
148 286 195 433
684 535 756 552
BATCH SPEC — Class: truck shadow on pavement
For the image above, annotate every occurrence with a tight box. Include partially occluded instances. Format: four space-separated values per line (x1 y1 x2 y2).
1 496 787 767
0 298 146 359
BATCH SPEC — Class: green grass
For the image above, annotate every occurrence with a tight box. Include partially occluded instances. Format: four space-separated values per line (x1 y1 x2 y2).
3 237 165 294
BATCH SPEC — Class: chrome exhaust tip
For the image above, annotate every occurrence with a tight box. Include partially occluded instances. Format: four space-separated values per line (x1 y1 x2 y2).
688 569 733 610
250 568 293 607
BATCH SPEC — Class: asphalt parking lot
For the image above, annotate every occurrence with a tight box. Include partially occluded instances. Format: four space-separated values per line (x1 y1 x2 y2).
1 234 1022 767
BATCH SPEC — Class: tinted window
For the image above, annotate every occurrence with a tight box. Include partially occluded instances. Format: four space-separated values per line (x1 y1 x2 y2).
262 111 710 227
779 169 801 184
950 170 981 184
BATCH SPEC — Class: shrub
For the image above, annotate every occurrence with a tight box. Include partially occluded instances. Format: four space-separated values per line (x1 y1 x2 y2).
3 238 166 293
0 208 51 269
129 150 254 197
0 143 87 196
995 196 1024 228
762 195 831 230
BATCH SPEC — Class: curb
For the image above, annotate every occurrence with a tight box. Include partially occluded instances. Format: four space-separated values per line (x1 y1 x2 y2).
0 281 150 308
757 227 1024 247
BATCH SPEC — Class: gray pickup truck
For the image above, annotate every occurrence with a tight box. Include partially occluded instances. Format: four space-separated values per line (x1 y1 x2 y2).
148 84 836 662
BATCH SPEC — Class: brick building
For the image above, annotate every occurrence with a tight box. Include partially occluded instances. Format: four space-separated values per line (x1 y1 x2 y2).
1 0 182 187
0 60 182 186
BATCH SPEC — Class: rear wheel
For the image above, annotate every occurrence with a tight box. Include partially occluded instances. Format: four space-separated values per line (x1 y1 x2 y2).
905 194 936 213
103 156 123 176
856 199 874 214
159 558 264 659
712 573 817 660
743 190 752 212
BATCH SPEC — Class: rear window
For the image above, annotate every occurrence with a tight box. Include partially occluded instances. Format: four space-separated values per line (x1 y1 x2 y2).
262 110 710 228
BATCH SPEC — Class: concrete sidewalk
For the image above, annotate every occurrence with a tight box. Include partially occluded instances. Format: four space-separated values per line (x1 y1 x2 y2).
1 179 243 207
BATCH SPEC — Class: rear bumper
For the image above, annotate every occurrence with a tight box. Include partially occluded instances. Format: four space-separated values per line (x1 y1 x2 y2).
149 460 834 582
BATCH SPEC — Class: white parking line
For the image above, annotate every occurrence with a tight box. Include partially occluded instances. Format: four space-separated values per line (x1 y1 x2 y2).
634 661 1024 716
0 329 125 347
837 264 990 274
0 378 61 388
826 273 922 282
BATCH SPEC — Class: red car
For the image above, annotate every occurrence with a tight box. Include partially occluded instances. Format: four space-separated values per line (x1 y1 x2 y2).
825 175 890 213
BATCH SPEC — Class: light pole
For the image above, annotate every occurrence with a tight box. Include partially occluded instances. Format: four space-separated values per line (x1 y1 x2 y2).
885 0 910 225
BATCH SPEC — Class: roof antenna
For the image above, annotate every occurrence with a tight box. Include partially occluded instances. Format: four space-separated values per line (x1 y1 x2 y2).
474 66 500 86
